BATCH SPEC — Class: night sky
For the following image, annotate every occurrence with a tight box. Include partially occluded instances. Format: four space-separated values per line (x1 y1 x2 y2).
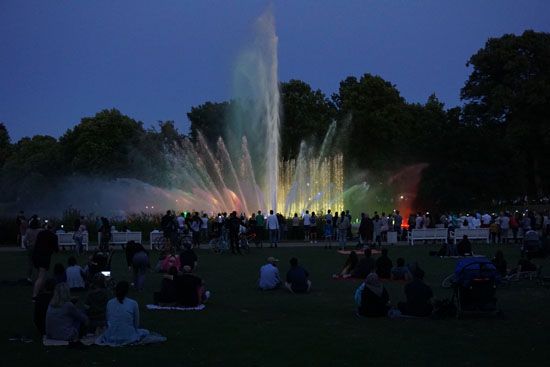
1 0 549 141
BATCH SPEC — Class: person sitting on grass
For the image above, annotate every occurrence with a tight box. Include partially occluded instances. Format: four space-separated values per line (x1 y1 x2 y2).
32 223 59 299
355 273 390 317
154 266 179 306
285 257 311 293
66 256 86 291
160 252 180 273
397 267 433 317
96 281 166 346
179 247 198 272
85 250 110 281
34 278 56 336
53 263 67 284
491 250 508 277
176 265 209 307
259 257 281 290
45 283 89 344
375 248 393 279
391 258 412 281
508 254 537 275
350 248 375 279
457 235 472 256
84 274 110 335
333 251 359 278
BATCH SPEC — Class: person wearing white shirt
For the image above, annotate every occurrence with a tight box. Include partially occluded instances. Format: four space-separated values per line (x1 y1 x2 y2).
266 210 280 248
481 213 492 227
65 256 85 290
258 257 281 290
302 211 311 241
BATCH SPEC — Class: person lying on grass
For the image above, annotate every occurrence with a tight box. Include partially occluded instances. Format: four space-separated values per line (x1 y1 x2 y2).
355 273 390 317
285 257 311 294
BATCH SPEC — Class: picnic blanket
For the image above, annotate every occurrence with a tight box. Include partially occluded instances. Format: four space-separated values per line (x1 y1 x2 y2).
43 334 97 346
146 304 206 311
337 249 381 255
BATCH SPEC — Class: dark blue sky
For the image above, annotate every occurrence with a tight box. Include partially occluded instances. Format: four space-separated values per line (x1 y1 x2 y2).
1 0 549 141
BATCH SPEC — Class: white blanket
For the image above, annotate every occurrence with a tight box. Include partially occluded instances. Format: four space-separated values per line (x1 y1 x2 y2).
146 304 206 311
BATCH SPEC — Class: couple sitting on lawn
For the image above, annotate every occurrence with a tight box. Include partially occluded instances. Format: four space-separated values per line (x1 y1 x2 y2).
355 265 433 318
334 248 412 281
259 257 312 293
154 265 209 307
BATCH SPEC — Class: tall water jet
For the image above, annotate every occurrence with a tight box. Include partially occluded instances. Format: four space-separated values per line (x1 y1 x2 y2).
231 8 280 212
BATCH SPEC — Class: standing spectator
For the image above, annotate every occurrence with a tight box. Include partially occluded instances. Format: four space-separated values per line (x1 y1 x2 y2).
324 210 333 248
99 217 111 252
190 213 201 248
200 213 209 242
259 257 281 290
285 257 311 293
481 213 492 228
489 220 500 244
394 210 403 238
266 210 280 248
380 212 389 242
126 242 149 291
302 210 311 242
498 212 510 244
24 215 42 283
291 213 300 240
73 223 87 256
337 211 350 250
32 224 59 299
255 211 265 247
228 211 242 255
373 215 382 248
310 212 318 243
510 212 520 244
358 213 367 246
16 211 27 247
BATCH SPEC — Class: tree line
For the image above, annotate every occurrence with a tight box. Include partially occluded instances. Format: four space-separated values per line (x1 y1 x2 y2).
0 30 549 212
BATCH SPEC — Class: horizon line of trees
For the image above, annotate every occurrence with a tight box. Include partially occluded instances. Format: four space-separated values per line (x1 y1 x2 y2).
0 30 549 212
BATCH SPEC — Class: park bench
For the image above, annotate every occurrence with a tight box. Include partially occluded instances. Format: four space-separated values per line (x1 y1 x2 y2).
57 232 89 251
452 228 489 244
150 231 164 250
98 231 142 246
407 228 448 245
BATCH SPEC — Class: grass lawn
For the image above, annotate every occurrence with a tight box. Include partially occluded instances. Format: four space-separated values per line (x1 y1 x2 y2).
1 243 549 366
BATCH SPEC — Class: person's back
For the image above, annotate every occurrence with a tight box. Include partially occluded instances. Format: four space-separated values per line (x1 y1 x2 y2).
34 229 58 258
179 249 198 270
351 250 375 278
286 264 309 293
66 265 85 289
102 297 140 343
457 237 472 256
401 278 433 317
259 259 280 290
375 252 393 279
176 272 202 307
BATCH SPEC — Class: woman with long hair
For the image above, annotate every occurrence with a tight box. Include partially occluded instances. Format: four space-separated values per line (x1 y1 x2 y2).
96 281 165 346
45 283 88 341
